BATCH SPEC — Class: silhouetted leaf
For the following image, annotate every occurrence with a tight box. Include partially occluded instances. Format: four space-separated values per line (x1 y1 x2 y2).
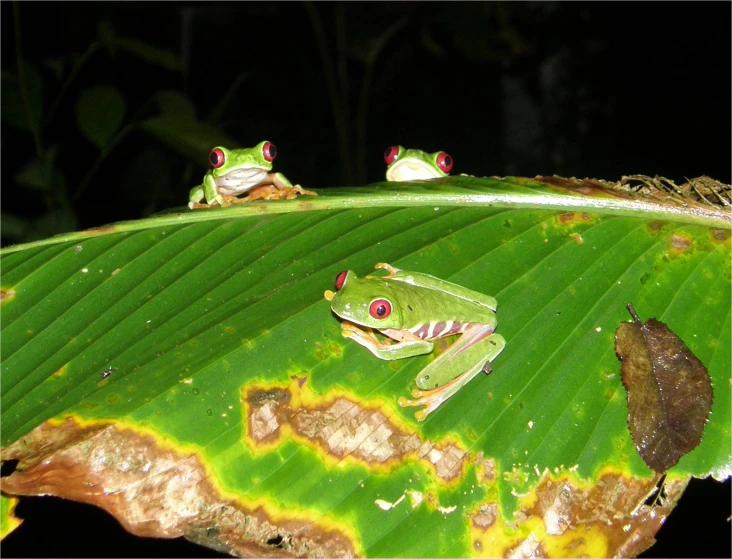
140 116 238 166
14 147 58 191
615 303 713 473
0 64 43 132
153 91 197 122
75 86 125 150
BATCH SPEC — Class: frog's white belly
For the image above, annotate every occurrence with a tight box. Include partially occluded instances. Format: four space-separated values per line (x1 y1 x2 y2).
217 168 269 195
387 160 443 181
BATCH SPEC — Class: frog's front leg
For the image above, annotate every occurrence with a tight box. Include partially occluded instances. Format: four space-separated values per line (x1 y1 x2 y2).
373 262 402 279
188 184 205 209
341 322 433 360
399 329 505 421
203 174 225 207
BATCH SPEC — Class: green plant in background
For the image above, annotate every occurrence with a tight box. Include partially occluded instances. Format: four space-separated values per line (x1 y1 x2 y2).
2 9 242 245
1 177 729 557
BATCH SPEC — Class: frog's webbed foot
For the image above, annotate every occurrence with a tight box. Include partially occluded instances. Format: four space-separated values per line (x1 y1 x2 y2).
341 321 381 347
233 185 317 203
234 185 283 202
288 184 317 198
399 361 492 422
374 263 401 278
366 262 401 280
191 198 226 209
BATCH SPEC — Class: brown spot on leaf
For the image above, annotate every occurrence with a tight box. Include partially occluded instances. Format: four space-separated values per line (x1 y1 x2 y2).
615 304 713 473
646 221 666 233
1 288 15 303
711 228 731 244
555 212 593 226
244 380 468 483
534 176 619 198
1 416 357 558
670 233 692 252
473 452 496 484
469 502 498 529
523 472 689 557
506 533 547 559
84 225 119 236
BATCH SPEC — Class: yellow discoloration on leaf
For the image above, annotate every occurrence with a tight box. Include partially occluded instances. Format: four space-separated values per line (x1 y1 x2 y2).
467 468 689 558
710 228 730 245
555 211 594 226
0 288 16 304
51 365 68 379
1 415 361 557
669 232 692 253
1 494 23 539
84 225 120 236
646 221 667 234
242 377 470 485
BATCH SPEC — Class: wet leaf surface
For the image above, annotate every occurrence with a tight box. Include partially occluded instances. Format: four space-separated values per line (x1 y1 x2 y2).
615 304 714 473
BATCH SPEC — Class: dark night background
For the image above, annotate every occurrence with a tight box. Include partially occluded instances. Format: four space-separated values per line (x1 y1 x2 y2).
1 1 730 557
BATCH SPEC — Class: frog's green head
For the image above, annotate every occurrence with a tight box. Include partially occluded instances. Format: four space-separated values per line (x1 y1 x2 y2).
208 141 276 178
324 270 404 329
384 145 453 181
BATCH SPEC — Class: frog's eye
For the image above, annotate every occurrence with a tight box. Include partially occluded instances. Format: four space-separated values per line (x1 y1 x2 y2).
436 152 453 173
369 299 392 319
262 142 277 162
209 148 226 168
384 146 401 165
334 271 348 291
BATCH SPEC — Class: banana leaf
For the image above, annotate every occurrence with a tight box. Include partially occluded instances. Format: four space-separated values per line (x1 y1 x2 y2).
1 176 730 557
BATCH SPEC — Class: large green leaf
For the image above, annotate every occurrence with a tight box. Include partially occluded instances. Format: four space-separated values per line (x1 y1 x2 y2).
1 177 730 557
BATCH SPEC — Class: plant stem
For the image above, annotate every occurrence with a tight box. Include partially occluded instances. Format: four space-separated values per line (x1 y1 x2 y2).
42 41 102 131
304 1 352 184
72 124 134 203
13 1 42 156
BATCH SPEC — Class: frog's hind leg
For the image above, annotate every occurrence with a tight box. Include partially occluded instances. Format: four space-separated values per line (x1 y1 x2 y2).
399 330 505 421
399 361 487 421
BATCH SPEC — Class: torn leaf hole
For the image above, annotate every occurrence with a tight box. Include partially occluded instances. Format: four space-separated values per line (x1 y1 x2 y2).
643 475 668 508
1 459 19 477
267 534 285 547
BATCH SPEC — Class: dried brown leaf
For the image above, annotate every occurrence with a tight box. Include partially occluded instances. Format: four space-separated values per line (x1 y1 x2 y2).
614 304 713 473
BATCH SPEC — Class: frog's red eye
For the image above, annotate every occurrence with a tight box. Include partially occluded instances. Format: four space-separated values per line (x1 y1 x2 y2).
262 142 277 162
384 146 401 165
369 299 392 319
209 148 225 168
334 271 348 291
436 152 453 173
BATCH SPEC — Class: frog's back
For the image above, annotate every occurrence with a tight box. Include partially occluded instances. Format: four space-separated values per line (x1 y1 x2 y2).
391 281 497 331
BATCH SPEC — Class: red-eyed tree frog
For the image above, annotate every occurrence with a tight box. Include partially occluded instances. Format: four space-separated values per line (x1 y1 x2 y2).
384 146 454 181
324 263 505 421
188 141 316 209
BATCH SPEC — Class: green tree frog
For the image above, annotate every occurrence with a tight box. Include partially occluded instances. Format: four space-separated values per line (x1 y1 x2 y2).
324 263 505 421
384 146 454 181
188 141 315 209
